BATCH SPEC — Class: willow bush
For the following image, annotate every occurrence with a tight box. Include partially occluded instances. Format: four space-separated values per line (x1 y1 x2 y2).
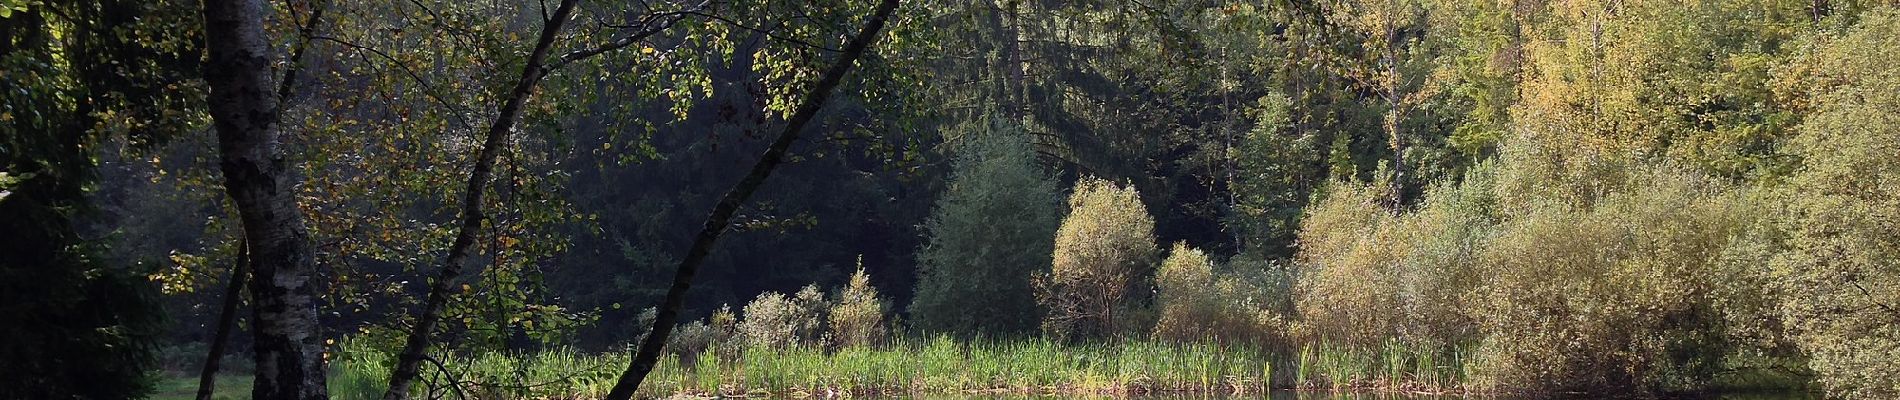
1294 171 1492 349
1152 242 1287 346
1038 177 1157 342
1468 156 1747 392
1754 9 1900 398
1292 139 1762 393
737 285 830 349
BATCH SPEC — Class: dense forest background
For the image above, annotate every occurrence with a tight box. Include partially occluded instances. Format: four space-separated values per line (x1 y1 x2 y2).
5 0 1900 398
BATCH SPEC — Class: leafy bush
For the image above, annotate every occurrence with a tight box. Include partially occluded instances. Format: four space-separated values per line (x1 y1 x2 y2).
738 285 830 349
1294 180 1409 347
1292 140 1758 393
1037 177 1157 342
1294 171 1492 349
1466 162 1745 392
710 305 742 365
668 321 719 369
1152 242 1285 346
829 266 887 348
1757 10 1900 398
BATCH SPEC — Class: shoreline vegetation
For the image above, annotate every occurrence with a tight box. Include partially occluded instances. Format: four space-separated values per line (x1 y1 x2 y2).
303 338 1808 399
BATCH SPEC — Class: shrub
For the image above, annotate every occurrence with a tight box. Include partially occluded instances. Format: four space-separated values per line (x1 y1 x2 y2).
829 266 887 348
910 119 1061 337
1294 170 1494 348
1152 242 1283 346
709 305 742 364
738 285 829 349
1037 177 1157 342
668 321 718 369
1293 180 1409 347
1291 142 1757 393
1463 150 1746 393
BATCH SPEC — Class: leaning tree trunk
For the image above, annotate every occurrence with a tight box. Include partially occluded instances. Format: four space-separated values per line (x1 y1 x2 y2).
378 1 703 397
377 1 581 398
194 241 248 400
600 1 902 398
202 0 327 398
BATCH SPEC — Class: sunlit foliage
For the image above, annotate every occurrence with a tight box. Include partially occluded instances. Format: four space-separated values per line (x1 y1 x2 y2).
1038 177 1156 342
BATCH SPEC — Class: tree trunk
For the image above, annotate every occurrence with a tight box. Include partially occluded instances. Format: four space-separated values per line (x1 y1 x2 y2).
599 1 902 398
202 0 327 398
1003 0 1025 120
981 2 1015 117
379 1 580 399
1384 99 1405 205
1383 21 1406 207
194 241 248 400
196 5 324 396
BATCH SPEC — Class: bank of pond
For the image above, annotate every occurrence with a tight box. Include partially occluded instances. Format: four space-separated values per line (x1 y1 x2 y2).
220 337 1807 400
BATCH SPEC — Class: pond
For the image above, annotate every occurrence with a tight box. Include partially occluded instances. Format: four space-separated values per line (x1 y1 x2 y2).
906 391 1819 400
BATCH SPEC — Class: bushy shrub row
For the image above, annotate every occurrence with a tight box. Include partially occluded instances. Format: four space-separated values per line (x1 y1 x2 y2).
668 266 889 360
1291 140 1759 393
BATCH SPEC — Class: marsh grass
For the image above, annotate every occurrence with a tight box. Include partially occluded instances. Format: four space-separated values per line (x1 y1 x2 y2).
1294 340 1466 393
328 336 1467 399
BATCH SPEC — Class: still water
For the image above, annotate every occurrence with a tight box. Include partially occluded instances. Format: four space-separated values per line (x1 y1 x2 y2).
906 391 1818 399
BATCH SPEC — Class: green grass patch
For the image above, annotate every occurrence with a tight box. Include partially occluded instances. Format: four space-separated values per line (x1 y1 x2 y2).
150 371 251 400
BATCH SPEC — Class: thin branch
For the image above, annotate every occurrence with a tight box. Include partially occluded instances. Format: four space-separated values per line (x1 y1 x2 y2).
381 0 584 398
192 238 248 400
1850 279 1900 320
275 0 329 106
684 11 843 53
310 35 478 130
404 0 486 53
420 355 470 400
542 0 712 73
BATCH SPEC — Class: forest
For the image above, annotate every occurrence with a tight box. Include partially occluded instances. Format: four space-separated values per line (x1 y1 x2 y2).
4 0 1900 398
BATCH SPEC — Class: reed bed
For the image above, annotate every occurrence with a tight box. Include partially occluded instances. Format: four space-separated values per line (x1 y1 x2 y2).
328 337 1464 399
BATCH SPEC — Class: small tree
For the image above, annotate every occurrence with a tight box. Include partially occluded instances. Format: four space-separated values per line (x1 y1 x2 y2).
1038 177 1157 342
1232 91 1321 258
911 119 1061 337
829 262 887 348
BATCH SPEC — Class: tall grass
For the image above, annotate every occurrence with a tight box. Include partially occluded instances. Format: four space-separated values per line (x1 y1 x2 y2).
1293 340 1465 393
328 336 1463 399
